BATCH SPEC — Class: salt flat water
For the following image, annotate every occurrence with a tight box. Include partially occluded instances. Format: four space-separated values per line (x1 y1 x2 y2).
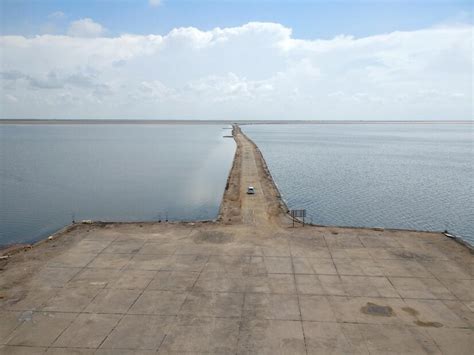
243 123 474 245
0 124 235 245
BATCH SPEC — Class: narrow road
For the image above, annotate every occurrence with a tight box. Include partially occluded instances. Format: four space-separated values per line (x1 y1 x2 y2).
220 125 286 227
237 129 271 225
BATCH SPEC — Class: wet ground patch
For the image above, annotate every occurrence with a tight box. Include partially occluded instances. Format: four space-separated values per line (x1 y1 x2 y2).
402 306 443 327
414 320 443 328
194 231 234 244
402 307 419 317
391 250 432 261
361 302 394 317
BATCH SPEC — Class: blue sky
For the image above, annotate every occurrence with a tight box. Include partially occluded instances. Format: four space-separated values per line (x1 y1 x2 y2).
1 0 472 38
0 1 472 120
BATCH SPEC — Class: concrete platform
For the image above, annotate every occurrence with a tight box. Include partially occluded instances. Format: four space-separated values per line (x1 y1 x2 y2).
1 125 472 354
1 222 472 354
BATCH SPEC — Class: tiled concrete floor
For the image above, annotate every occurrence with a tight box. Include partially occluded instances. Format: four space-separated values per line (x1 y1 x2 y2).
0 223 472 354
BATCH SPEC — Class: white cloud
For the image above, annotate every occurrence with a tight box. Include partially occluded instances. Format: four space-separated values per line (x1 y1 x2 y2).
39 22 58 35
5 94 18 103
149 0 162 7
48 11 65 20
40 11 66 35
67 18 105 38
0 22 472 120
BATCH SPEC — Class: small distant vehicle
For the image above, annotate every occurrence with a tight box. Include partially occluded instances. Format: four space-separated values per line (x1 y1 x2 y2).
247 186 255 194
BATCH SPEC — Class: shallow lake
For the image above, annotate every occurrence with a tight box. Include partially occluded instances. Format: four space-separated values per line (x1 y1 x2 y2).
243 123 473 245
0 124 235 245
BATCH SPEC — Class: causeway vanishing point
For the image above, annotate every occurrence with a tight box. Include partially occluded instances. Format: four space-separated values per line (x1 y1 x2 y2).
0 125 472 354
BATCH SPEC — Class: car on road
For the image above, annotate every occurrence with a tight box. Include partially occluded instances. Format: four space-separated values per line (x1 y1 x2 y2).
247 186 255 194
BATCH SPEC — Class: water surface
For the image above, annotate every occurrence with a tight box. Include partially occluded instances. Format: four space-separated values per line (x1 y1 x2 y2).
0 124 235 245
243 124 473 244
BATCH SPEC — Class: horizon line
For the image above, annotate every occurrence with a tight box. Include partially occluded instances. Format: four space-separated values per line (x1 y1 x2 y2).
0 119 472 125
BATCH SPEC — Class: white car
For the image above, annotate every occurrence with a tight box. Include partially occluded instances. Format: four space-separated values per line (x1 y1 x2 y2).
247 186 255 194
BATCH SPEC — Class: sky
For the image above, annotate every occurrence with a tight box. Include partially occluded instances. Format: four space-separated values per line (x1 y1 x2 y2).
0 0 472 120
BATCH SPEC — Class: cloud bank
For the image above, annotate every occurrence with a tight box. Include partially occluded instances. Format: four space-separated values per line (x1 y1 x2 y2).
67 18 106 38
0 21 472 120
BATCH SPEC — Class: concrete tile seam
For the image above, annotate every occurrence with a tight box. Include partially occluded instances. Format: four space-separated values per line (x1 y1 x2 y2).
93 260 164 350
290 244 309 354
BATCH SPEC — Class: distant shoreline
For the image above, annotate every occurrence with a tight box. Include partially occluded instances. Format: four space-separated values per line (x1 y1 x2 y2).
0 119 472 125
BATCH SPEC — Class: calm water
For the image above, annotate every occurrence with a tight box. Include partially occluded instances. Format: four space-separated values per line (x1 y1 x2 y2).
243 124 474 244
0 124 235 245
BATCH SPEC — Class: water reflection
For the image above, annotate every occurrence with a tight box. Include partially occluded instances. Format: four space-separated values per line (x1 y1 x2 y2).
0 124 235 245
